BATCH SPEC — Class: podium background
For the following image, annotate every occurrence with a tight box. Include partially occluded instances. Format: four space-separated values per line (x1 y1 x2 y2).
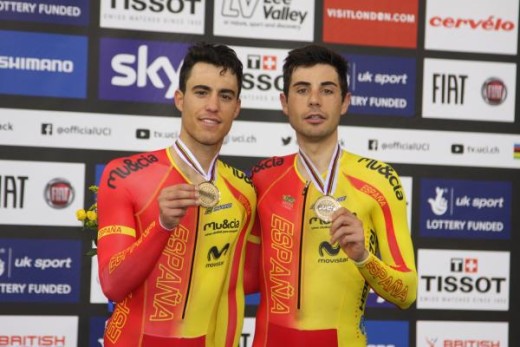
0 0 519 346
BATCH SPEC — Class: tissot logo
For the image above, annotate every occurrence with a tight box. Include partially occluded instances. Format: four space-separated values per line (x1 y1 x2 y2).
41 123 53 135
136 128 150 139
246 54 277 71
450 257 478 273
207 243 230 260
417 249 510 311
451 144 464 154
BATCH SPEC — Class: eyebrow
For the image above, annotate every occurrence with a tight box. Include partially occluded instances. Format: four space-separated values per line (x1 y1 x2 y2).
192 84 237 97
291 81 338 88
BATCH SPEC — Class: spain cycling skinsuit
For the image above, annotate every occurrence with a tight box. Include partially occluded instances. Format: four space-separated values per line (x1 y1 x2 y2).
247 150 417 347
97 148 256 347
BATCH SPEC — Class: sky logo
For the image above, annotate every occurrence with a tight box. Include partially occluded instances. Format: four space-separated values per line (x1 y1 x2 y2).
99 38 190 103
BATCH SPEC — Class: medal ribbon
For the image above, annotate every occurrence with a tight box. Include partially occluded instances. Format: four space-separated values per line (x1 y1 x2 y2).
173 139 218 182
298 143 341 196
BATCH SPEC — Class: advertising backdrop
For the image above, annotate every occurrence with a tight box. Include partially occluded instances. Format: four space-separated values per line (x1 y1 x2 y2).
0 0 519 346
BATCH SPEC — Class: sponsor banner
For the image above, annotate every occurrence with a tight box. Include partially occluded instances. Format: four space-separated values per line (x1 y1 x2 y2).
323 0 418 48
99 38 190 103
425 0 519 55
352 127 520 169
213 0 314 42
420 178 511 240
100 0 205 34
0 107 297 156
417 249 510 311
345 53 416 116
0 159 84 226
366 320 409 346
0 30 87 98
422 58 516 122
0 315 78 345
241 317 255 347
416 320 508 347
232 45 288 110
0 0 89 25
89 316 108 347
2 108 520 169
0 239 82 302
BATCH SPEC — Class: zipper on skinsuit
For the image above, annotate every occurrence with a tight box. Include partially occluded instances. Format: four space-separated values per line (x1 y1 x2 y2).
182 207 200 319
297 181 310 310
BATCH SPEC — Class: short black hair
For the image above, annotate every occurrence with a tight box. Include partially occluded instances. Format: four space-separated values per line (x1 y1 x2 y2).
179 42 243 97
283 44 349 99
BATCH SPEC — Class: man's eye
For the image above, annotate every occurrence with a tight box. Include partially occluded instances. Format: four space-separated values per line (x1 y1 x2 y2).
322 89 334 95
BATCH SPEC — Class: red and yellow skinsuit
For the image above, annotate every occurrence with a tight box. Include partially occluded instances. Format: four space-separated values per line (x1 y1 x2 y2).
247 151 417 347
97 148 256 347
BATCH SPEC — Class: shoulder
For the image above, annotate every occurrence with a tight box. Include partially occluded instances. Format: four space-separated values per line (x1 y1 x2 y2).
218 160 254 190
342 151 405 201
101 149 168 190
250 154 295 180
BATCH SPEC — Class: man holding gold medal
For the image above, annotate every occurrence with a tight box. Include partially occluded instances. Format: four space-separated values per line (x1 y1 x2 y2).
245 45 417 347
96 43 256 347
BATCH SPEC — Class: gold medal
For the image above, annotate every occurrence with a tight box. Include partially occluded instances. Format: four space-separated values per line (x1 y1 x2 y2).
314 195 341 222
198 181 220 208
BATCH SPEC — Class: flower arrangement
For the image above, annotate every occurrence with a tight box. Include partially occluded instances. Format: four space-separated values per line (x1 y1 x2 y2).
76 185 99 256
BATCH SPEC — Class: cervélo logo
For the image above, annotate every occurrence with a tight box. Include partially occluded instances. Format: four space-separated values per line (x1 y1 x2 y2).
99 38 190 104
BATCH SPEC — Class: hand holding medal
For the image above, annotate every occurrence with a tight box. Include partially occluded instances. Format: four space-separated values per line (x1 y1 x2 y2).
174 139 220 208
299 144 342 223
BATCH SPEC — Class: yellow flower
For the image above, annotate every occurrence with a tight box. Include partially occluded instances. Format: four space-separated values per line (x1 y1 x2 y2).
86 210 97 222
76 209 87 221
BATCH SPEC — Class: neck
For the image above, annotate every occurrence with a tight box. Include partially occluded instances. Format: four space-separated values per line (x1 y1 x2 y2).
298 137 339 173
172 137 220 180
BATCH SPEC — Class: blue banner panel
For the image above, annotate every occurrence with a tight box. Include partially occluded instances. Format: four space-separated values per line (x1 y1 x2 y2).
420 178 511 239
99 38 190 104
343 53 416 117
0 238 82 302
0 0 89 26
0 30 88 98
366 320 409 347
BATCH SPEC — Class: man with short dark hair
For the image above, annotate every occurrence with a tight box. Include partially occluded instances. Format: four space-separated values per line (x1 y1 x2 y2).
97 42 255 347
245 44 417 347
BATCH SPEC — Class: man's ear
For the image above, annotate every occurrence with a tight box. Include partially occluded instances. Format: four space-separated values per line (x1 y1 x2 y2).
280 92 289 117
341 92 351 115
233 98 241 120
174 89 184 112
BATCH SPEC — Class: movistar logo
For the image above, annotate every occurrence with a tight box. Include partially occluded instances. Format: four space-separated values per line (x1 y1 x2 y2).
207 243 230 261
319 242 341 257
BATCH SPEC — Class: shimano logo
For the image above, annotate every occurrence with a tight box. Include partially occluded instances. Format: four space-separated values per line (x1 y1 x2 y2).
0 55 73 73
